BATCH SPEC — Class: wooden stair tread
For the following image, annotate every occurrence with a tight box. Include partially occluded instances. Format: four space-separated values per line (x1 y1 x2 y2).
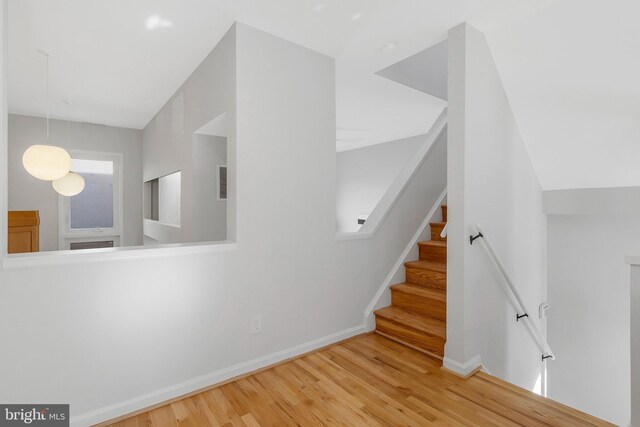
418 240 447 247
374 306 446 338
390 283 446 302
375 203 448 356
404 260 446 273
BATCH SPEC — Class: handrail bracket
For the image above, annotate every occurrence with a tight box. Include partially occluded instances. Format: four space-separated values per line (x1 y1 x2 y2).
469 232 483 245
516 313 529 322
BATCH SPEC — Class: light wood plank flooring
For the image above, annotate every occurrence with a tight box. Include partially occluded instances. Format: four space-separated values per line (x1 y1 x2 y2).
102 334 612 426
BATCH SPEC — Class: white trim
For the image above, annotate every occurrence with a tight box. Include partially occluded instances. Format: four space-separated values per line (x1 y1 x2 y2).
443 355 484 378
2 241 238 269
335 109 447 242
69 324 366 427
363 188 447 321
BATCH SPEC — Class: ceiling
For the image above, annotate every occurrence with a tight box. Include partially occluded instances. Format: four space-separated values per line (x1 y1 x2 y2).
376 40 448 101
336 63 446 152
486 0 640 190
9 0 548 151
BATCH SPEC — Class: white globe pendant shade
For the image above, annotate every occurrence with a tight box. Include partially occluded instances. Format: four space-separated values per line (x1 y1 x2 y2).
22 144 71 181
52 172 85 196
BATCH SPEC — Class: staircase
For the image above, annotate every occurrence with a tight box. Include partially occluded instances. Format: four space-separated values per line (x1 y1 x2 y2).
374 205 447 359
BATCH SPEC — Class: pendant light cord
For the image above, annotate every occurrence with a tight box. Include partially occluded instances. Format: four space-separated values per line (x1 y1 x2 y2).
45 53 50 140
65 99 70 139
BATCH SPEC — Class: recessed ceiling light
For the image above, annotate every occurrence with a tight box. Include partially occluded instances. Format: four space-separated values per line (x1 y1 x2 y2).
351 12 363 21
313 3 327 12
381 42 398 54
145 15 173 30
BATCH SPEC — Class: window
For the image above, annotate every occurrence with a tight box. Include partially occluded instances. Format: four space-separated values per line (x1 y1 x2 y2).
217 165 227 201
59 151 123 250
70 159 114 229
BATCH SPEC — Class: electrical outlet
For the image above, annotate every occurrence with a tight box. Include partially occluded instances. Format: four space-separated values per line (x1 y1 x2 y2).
251 315 262 334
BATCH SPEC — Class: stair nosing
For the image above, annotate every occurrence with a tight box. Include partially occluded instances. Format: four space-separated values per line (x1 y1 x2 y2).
404 260 446 272
374 307 446 338
390 283 446 301
418 240 447 247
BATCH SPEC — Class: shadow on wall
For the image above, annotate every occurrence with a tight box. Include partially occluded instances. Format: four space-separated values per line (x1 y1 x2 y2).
336 133 427 233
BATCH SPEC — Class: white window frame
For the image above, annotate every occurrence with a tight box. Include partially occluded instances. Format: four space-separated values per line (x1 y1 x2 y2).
58 150 124 251
217 164 227 201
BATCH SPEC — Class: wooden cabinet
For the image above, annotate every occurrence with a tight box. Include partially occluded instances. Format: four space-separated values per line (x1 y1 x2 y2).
8 211 40 254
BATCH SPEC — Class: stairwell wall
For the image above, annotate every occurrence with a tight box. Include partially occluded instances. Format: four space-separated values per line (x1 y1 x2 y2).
446 23 547 391
547 214 632 426
336 134 424 233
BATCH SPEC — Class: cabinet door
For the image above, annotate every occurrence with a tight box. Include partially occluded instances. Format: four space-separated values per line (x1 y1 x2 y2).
8 211 40 253
8 226 38 253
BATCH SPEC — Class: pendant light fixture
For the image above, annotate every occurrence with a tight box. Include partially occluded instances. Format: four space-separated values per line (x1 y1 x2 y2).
22 49 71 181
52 100 85 196
52 171 85 196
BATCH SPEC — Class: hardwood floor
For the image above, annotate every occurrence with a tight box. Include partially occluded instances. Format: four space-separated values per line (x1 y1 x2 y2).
102 334 612 427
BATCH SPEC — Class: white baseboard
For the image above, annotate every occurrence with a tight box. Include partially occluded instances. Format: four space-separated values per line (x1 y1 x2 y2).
443 355 484 378
71 324 366 427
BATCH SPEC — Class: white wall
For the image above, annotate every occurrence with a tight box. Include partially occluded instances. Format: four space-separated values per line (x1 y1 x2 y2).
8 114 143 250
158 171 181 226
192 134 226 241
547 214 632 426
545 186 640 215
142 25 235 245
336 134 423 232
446 23 547 390
545 186 639 425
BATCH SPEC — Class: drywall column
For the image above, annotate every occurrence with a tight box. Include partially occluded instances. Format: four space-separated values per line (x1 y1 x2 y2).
630 262 640 426
446 22 547 387
444 22 467 368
